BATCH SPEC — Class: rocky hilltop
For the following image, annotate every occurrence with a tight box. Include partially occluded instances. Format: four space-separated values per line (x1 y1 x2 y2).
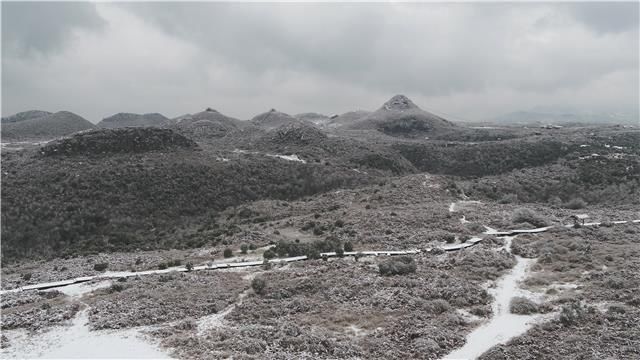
250 109 306 130
171 108 245 139
348 95 455 135
40 127 198 156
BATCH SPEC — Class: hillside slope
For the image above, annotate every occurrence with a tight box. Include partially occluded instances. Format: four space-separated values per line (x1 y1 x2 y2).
1 110 52 124
97 113 170 128
1 137 379 261
1 111 96 141
40 127 198 156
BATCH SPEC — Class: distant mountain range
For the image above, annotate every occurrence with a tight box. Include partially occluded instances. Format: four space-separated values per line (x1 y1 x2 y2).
485 110 638 127
5 98 635 144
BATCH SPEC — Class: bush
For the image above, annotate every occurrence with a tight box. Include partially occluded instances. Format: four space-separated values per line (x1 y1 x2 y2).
158 262 168 270
427 299 451 314
559 302 587 326
169 259 182 267
335 247 344 258
466 222 486 233
563 198 587 210
344 241 353 252
251 277 266 295
312 226 325 236
186 262 194 272
223 248 233 258
249 243 257 250
301 221 316 231
334 219 344 228
378 256 417 276
240 244 249 254
444 233 456 244
107 284 125 293
604 276 625 289
600 221 614 227
499 193 518 204
93 263 109 272
509 297 539 314
22 273 32 281
263 249 276 260
512 208 548 227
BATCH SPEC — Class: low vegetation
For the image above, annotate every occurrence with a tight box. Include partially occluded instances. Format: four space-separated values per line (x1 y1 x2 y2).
378 256 417 276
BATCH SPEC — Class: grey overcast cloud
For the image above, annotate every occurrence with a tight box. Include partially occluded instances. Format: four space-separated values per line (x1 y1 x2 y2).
2 1 639 123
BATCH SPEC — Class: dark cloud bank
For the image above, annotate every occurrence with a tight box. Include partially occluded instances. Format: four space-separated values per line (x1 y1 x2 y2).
2 2 638 123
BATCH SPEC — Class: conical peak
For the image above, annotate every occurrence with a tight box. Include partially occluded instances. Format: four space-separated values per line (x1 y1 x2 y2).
382 95 418 111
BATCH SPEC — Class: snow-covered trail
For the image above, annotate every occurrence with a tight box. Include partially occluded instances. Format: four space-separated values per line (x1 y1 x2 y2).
443 236 548 359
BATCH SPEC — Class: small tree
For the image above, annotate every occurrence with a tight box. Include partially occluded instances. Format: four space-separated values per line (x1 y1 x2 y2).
344 241 353 252
158 262 168 270
336 247 345 258
512 208 548 227
240 244 249 254
186 262 194 272
252 277 266 295
223 248 233 258
263 249 276 259
249 243 257 250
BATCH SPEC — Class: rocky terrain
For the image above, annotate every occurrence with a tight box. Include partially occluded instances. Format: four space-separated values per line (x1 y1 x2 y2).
1 95 639 359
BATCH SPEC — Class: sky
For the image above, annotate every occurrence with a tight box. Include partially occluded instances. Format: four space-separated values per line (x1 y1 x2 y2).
2 2 639 123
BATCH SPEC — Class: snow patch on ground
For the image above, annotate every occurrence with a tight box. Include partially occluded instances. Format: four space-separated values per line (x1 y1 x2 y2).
1 310 170 359
266 154 306 163
345 324 369 337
